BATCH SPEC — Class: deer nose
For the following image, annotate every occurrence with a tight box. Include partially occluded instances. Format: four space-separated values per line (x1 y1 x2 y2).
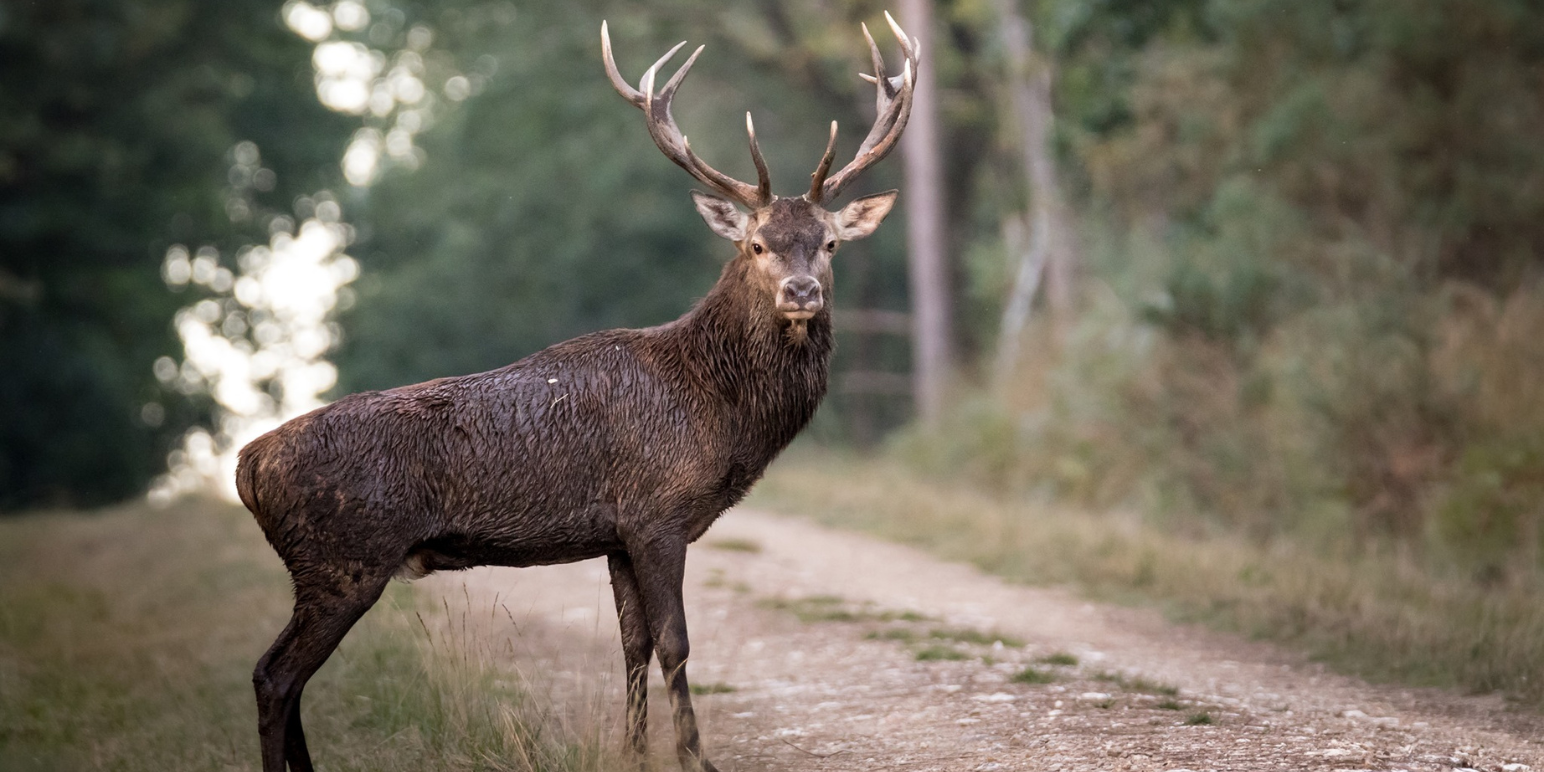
778 276 823 317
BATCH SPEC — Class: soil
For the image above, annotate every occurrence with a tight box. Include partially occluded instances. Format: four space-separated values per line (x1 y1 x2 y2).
419 509 1544 772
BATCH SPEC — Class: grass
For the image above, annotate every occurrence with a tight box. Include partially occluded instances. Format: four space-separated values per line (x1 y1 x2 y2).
1185 712 1214 725
1156 699 1184 711
1037 652 1079 666
1094 671 1180 696
760 594 935 624
759 594 862 622
914 645 969 662
749 450 1544 709
929 628 1024 647
1011 667 1056 684
0 498 612 772
689 682 736 695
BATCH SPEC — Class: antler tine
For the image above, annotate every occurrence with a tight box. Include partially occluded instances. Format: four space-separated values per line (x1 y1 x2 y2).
745 113 772 206
809 15 919 203
885 11 918 69
603 23 772 209
600 21 644 107
655 42 700 99
861 23 890 104
808 121 838 201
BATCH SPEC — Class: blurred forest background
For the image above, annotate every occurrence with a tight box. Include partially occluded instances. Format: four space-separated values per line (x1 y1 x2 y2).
4 0 1543 591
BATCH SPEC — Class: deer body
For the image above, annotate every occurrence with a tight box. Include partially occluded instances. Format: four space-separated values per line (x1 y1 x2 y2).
241 254 831 579
242 18 916 772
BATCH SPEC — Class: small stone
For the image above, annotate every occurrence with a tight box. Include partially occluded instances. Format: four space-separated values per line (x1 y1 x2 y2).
972 692 1017 703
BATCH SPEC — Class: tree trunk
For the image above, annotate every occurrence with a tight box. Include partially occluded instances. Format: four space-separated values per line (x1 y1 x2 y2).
990 0 1075 387
898 0 953 428
993 214 1045 387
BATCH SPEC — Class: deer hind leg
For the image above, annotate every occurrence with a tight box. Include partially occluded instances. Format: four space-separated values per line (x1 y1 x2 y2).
283 686 313 772
608 552 655 767
626 537 719 772
253 566 391 772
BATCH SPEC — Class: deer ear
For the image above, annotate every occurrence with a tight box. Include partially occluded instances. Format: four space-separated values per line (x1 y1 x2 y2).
834 190 899 241
691 191 749 241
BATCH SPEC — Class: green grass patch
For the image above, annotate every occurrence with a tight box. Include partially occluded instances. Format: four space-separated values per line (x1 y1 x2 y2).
750 451 1544 709
1092 671 1179 696
865 628 918 642
1185 712 1214 725
689 682 736 695
1155 699 1184 710
1010 666 1056 684
914 645 969 662
0 498 611 772
929 628 1024 647
760 595 932 624
1037 652 1079 666
759 595 861 622
1124 676 1180 696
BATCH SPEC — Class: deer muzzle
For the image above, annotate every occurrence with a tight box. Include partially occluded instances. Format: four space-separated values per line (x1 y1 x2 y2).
777 276 823 320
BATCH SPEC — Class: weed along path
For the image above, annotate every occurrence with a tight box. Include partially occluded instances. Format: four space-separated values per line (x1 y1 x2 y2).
419 509 1544 772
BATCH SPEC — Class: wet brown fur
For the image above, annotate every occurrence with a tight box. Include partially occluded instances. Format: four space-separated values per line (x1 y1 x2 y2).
239 196 843 772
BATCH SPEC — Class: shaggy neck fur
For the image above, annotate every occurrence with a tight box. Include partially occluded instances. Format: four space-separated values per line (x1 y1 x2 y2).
667 254 833 458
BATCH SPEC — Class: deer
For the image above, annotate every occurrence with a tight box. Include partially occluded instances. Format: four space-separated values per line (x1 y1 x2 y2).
236 14 917 772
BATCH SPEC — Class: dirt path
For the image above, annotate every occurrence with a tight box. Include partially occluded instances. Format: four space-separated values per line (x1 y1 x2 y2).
420 509 1544 772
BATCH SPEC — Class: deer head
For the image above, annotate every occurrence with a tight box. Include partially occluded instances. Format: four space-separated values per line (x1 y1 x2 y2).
602 15 918 340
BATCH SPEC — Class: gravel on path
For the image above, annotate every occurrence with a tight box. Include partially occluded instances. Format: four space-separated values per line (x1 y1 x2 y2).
420 508 1544 772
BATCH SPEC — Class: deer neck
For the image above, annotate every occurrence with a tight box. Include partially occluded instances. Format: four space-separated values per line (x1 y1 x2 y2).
673 256 833 449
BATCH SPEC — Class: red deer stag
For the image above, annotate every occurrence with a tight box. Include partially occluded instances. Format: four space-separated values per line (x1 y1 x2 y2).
237 14 916 772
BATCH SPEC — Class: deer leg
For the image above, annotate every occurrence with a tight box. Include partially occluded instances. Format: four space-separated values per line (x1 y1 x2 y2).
283 686 313 772
254 570 389 772
627 537 719 772
609 552 655 766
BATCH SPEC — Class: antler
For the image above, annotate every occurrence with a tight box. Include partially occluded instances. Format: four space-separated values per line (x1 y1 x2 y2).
601 21 772 209
807 12 920 205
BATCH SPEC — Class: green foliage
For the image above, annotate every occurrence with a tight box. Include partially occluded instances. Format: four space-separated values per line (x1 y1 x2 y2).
0 0 351 509
912 0 1544 579
1435 433 1544 578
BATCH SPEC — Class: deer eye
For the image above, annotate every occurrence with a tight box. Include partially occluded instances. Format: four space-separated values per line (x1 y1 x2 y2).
751 243 764 255
825 241 837 251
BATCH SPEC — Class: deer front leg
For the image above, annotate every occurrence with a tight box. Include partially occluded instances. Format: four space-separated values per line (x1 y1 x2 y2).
626 536 720 772
608 552 654 767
